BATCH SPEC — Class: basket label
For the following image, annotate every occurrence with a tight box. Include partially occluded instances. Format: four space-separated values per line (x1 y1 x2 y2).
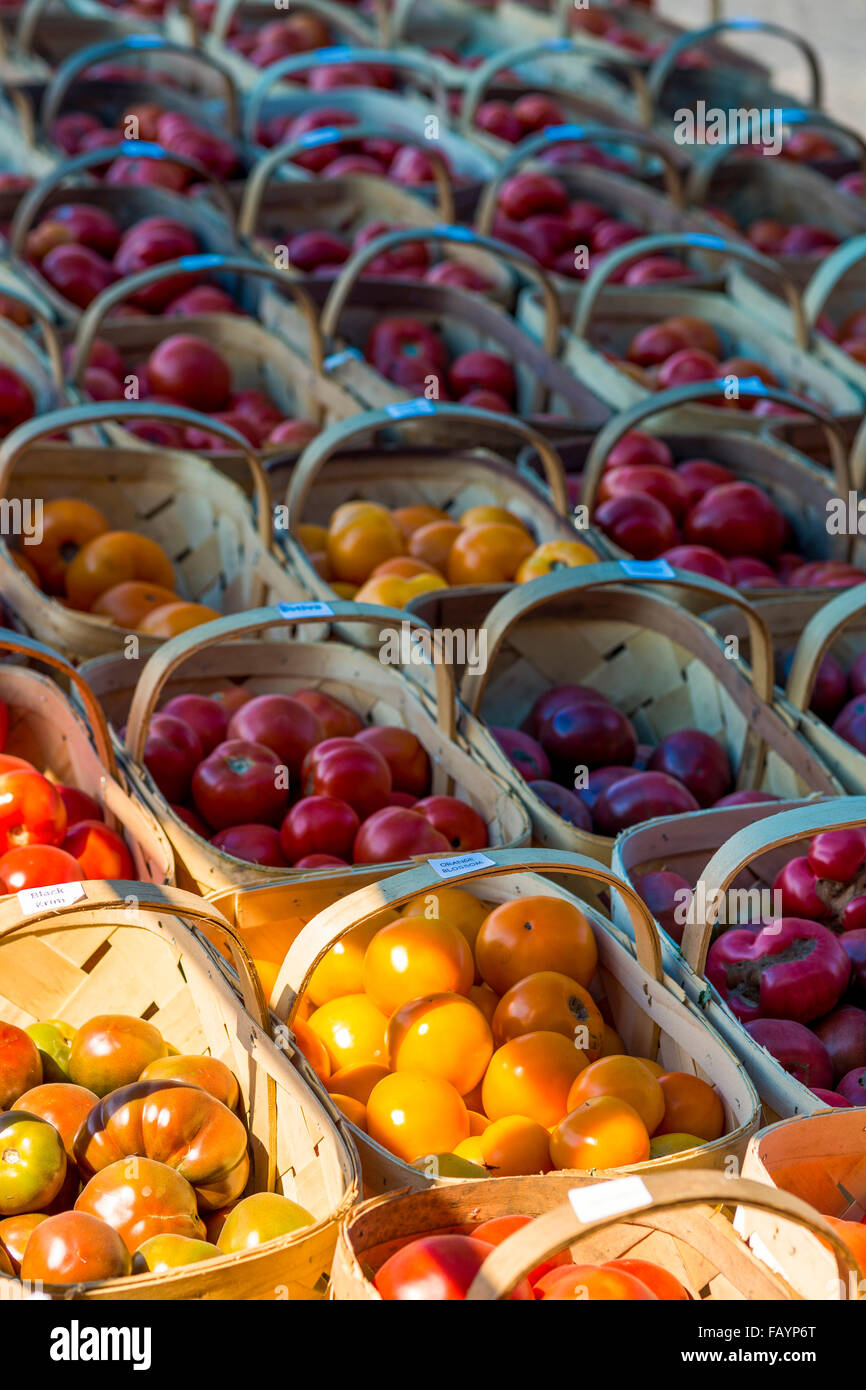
433 224 474 241
544 37 573 51
619 559 676 580
277 602 335 619
298 127 346 149
428 852 495 879
384 399 436 420
543 123 585 140
18 882 86 913
569 1177 652 1223
323 347 363 369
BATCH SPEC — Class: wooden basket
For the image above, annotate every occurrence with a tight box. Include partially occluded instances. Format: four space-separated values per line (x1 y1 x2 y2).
739 1111 866 1299
517 231 863 432
0 0 135 85
578 379 860 603
7 141 240 323
0 280 74 422
330 1170 859 1301
267 846 761 1194
796 234 866 399
0 399 309 660
0 625 173 884
454 561 840 867
77 600 531 893
201 0 380 92
0 880 361 1299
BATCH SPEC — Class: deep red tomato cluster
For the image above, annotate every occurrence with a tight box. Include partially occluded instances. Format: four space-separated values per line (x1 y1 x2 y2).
50 104 240 189
143 685 489 868
778 645 866 756
365 318 518 413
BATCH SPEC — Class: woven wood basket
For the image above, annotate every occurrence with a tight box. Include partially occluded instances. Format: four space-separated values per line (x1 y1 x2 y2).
0 281 74 422
0 399 308 660
454 561 840 869
77 599 530 893
796 233 866 399
0 0 123 83
330 1169 859 1301
0 880 361 1299
201 0 380 91
268 846 761 1195
0 625 173 884
739 1111 866 1299
578 379 860 604
516 231 863 433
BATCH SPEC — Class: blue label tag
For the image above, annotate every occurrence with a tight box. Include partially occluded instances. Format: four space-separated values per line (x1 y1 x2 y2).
177 253 222 272
384 399 436 419
316 45 354 62
544 37 573 52
543 123 586 141
323 347 363 369
619 559 676 579
433 224 474 241
298 127 345 149
277 602 335 619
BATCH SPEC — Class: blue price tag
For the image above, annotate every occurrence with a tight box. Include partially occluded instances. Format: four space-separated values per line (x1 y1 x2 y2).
323 347 363 369
433 225 474 241
619 560 676 579
384 399 436 419
299 127 344 149
277 602 335 619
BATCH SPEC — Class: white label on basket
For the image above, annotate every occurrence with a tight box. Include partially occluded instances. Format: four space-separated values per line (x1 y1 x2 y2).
384 399 436 420
277 602 334 619
568 1177 653 1223
428 853 495 879
18 882 86 913
619 559 676 580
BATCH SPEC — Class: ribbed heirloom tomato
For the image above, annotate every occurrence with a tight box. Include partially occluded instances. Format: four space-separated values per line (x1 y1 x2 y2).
475 895 598 994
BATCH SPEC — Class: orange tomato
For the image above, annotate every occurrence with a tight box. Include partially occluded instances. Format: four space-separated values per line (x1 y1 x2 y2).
326 1064 389 1104
600 1024 625 1057
388 992 493 1095
516 539 598 583
549 1096 650 1170
475 896 598 995
363 916 474 1016
654 1072 724 1142
631 1056 665 1077
138 601 221 636
26 498 109 592
366 1071 469 1162
492 971 604 1058
64 531 175 609
392 504 450 538
408 520 462 571
329 1093 367 1130
479 1115 553 1176
297 522 329 553
459 505 529 532
370 556 443 580
482 1031 588 1129
405 887 491 964
446 523 535 586
307 919 388 1006
605 1258 690 1300
307 994 388 1070
292 1018 331 1082
541 1263 657 1300
565 1056 665 1135
327 502 405 583
468 983 500 1025
353 572 446 606
91 581 178 628
468 1111 491 1136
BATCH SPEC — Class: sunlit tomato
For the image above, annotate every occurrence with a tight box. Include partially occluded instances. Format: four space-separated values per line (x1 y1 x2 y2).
366 1071 469 1162
0 845 84 892
330 1093 367 1128
0 1111 67 1216
352 806 450 864
0 1022 43 1108
492 971 604 1058
16 1083 98 1160
408 520 462 571
21 1209 132 1285
211 823 287 866
475 896 598 995
143 713 203 804
291 689 363 740
64 531 175 610
388 992 493 1094
160 694 228 755
132 1233 221 1274
138 601 221 637
192 739 290 831
541 1263 657 1300
307 994 389 1070
479 1115 553 1176
68 1014 168 1097
414 795 487 852
364 915 474 1015
605 1258 690 1300
405 888 491 961
62 820 134 878
303 738 392 819
57 784 103 827
215 1192 313 1253
0 770 67 851
447 523 535 585
565 1056 665 1134
549 1096 650 1170
139 1055 239 1111
227 694 323 778
516 539 598 583
327 502 405 583
91 581 179 629
279 796 359 864
483 1032 589 1129
474 1214 570 1286
75 1157 206 1252
374 1233 534 1301
355 727 430 796
654 1072 725 1141
0 754 34 775
306 917 394 1006
25 499 109 593
0 1212 48 1273
292 1019 331 1082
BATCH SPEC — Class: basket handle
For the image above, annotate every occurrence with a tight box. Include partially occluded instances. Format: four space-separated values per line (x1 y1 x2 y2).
688 108 866 208
458 559 775 716
580 379 851 507
238 123 455 232
66 252 325 385
284 400 570 528
209 0 376 45
474 123 685 231
40 34 242 135
850 414 866 492
803 233 866 335
14 0 65 55
572 231 809 351
0 401 273 552
681 796 866 976
271 846 665 1027
319 224 561 366
784 582 866 714
122 599 457 764
645 19 823 116
0 281 64 388
464 1170 861 1299
0 626 118 775
8 142 237 253
243 46 450 142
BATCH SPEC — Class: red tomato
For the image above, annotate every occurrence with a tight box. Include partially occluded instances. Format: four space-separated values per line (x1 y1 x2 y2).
474 1215 571 1287
0 845 84 892
0 755 34 775
62 820 135 878
303 739 392 819
57 785 103 827
0 697 8 751
192 739 290 831
0 1022 43 1109
210 824 287 866
374 1234 534 1301
292 689 362 739
227 694 323 778
209 685 253 721
355 727 430 795
279 796 359 863
387 791 418 808
143 714 203 803
605 1257 691 1300
414 796 488 852
0 770 67 852
161 694 228 756
170 803 211 837
294 853 348 868
352 806 450 864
